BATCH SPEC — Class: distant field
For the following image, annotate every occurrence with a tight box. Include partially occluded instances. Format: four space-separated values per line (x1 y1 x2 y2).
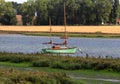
0 26 120 34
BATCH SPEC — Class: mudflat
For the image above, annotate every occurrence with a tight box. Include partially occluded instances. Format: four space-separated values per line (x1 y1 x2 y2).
0 26 120 34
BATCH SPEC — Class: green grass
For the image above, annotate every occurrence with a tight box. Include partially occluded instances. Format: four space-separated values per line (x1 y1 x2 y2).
0 62 30 67
0 52 120 84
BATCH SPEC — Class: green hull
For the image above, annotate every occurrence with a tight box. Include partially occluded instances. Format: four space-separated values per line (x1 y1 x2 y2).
42 47 77 54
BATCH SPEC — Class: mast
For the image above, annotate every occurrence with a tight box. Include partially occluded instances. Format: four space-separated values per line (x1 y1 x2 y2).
53 3 67 46
49 17 52 47
64 3 67 46
42 17 52 46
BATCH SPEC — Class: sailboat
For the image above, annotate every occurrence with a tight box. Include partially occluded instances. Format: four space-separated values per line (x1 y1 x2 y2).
42 3 77 54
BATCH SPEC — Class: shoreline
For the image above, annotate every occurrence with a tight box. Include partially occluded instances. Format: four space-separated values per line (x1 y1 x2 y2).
0 30 120 38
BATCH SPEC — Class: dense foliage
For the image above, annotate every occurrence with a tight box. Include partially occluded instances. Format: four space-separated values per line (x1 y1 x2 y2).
0 0 120 25
0 52 120 72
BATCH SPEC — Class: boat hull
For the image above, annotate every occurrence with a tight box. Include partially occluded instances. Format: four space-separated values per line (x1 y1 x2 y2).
42 47 77 54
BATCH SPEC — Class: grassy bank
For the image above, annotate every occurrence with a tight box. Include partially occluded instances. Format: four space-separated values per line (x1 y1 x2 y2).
0 30 120 38
0 52 120 84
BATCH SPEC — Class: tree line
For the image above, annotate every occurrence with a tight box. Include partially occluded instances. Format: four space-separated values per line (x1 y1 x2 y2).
0 0 120 25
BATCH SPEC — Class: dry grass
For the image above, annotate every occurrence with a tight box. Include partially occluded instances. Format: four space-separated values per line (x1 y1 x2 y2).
0 26 120 34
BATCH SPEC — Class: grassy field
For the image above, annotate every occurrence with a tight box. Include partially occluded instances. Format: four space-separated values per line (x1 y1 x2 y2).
0 52 120 84
0 26 120 34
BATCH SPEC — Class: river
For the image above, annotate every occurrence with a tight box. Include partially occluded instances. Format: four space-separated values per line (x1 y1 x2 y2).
0 34 120 57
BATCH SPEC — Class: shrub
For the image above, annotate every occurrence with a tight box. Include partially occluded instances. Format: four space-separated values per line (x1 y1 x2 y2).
111 63 120 72
51 61 64 69
0 56 9 62
70 63 82 70
59 77 75 84
0 52 34 63
9 56 33 63
32 60 50 67
51 61 82 70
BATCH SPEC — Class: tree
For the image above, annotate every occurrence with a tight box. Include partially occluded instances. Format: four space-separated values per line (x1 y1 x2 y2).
47 0 63 25
0 0 6 17
11 2 22 15
110 0 120 24
47 0 79 25
76 0 95 25
34 0 49 25
0 0 16 25
94 0 112 25
65 0 80 25
20 0 35 25
19 0 119 25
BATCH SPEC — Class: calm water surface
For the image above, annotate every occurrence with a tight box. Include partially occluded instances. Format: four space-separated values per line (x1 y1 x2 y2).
0 34 120 57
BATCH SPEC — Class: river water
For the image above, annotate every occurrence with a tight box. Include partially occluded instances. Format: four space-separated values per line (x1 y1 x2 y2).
0 34 120 57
